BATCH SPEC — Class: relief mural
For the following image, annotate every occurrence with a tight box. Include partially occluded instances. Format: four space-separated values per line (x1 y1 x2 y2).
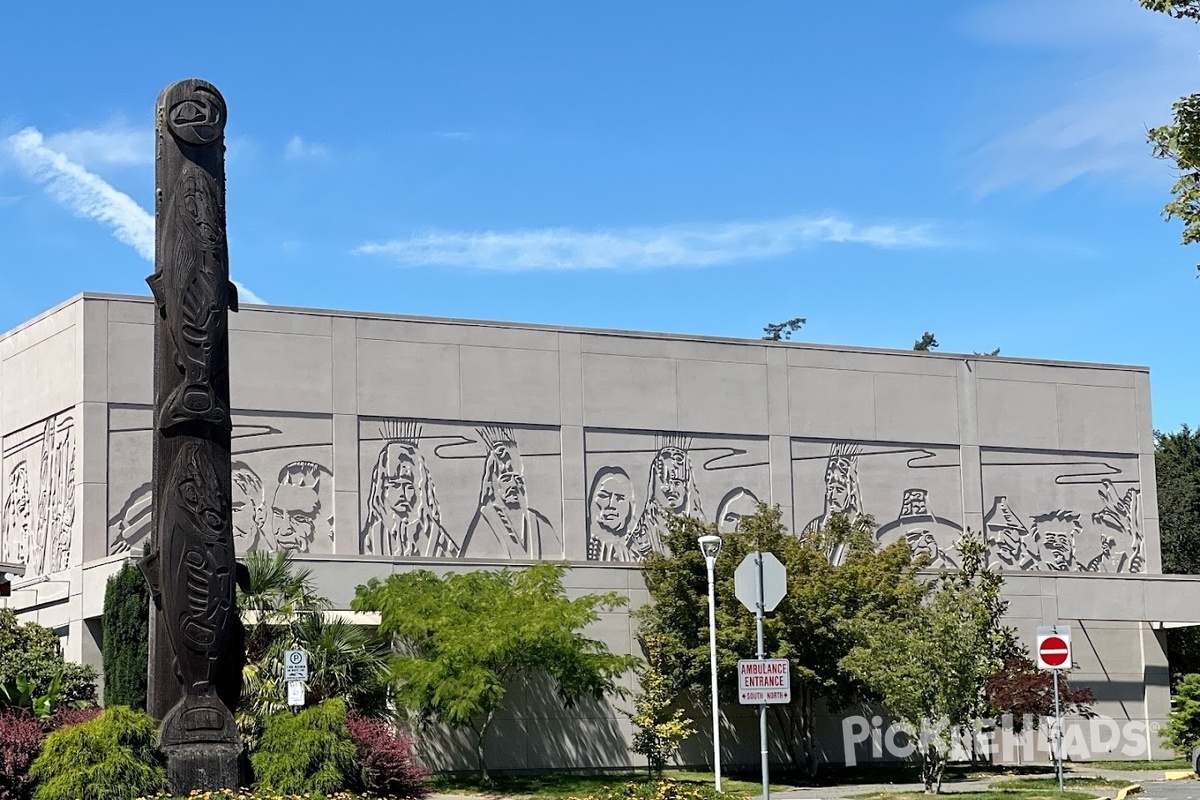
790 439 1146 574
358 418 562 560
1 412 75 576
981 450 1143 573
792 439 963 567
583 430 769 562
107 406 334 556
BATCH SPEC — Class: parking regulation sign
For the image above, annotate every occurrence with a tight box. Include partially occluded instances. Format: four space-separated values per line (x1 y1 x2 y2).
738 659 791 704
284 648 309 682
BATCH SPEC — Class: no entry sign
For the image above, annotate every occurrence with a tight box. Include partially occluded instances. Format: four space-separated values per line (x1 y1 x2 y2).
1036 625 1071 670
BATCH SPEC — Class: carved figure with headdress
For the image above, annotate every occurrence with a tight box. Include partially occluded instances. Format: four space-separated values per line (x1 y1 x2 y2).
461 426 559 560
361 420 458 558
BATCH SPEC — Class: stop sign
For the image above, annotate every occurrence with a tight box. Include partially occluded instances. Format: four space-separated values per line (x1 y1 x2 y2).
1036 628 1071 670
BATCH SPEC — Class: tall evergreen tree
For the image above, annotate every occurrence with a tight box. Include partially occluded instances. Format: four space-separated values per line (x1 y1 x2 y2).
1155 426 1200 681
101 561 149 709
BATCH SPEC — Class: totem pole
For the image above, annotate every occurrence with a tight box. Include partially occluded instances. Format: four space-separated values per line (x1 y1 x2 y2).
139 79 245 791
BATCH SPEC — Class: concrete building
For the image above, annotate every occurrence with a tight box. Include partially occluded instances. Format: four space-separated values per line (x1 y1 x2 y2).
2 292 1198 770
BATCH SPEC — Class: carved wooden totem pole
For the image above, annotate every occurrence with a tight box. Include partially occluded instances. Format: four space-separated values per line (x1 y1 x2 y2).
139 79 245 791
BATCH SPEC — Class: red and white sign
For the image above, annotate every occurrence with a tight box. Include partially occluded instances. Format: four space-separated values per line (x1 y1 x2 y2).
1036 625 1071 670
738 659 791 704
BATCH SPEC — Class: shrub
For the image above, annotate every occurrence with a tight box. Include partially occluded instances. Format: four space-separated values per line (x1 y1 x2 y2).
1165 672 1200 754
252 699 360 797
29 705 166 800
101 563 148 710
0 711 44 800
42 706 101 732
346 713 427 799
0 610 96 706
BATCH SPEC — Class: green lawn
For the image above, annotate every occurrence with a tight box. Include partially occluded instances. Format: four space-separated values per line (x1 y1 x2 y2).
991 777 1133 790
1079 759 1191 771
429 769 794 798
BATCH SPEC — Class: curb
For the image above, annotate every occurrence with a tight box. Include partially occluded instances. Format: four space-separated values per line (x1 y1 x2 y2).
1115 783 1142 800
1163 770 1195 781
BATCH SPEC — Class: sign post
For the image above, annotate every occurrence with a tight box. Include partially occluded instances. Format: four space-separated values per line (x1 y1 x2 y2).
284 648 309 711
1036 625 1071 792
735 552 787 800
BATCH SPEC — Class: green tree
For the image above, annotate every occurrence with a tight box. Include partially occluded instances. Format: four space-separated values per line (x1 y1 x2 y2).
353 563 638 781
913 332 938 351
1163 672 1200 755
1154 427 1200 681
0 609 95 707
101 561 148 710
635 506 927 774
626 635 695 776
762 317 805 341
1140 1 1200 270
846 531 1018 794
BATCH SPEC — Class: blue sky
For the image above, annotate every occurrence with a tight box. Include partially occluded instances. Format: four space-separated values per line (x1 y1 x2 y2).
1 1 1197 431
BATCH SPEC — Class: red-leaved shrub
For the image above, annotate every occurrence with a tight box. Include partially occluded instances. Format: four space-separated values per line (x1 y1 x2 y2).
347 713 428 799
42 706 101 733
0 711 45 800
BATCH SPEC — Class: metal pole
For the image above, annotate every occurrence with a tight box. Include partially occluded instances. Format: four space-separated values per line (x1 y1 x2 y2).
1053 669 1063 792
706 556 722 793
756 552 769 800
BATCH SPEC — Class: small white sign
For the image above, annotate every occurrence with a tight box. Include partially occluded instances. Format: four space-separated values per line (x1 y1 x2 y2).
284 648 309 681
738 658 791 704
287 680 306 707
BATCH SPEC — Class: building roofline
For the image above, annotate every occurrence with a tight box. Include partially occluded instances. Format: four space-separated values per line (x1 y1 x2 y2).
8 290 1149 375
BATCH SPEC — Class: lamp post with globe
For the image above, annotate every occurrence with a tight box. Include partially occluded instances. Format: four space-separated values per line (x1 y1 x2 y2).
698 533 723 791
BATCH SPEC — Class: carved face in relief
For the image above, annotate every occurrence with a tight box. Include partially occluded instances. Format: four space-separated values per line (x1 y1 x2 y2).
231 462 265 549
271 485 318 552
382 451 419 520
824 456 857 514
590 469 633 536
1031 512 1080 571
166 86 226 146
177 169 224 250
1041 531 1074 569
717 488 759 535
652 448 689 512
173 444 229 546
271 462 327 553
489 445 527 511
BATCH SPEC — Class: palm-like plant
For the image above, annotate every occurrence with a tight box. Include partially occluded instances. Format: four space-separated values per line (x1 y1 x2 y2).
236 550 396 748
239 550 329 663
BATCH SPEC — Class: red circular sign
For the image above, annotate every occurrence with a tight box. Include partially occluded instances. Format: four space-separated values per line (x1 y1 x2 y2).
1039 636 1069 667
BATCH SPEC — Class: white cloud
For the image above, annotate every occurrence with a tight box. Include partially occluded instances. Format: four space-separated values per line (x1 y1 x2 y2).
231 279 267 305
354 214 944 272
436 131 473 141
965 0 1197 195
43 121 153 168
8 127 154 259
284 135 329 160
6 126 266 302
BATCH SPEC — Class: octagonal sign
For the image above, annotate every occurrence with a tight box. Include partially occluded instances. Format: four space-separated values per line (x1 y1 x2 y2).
734 551 787 613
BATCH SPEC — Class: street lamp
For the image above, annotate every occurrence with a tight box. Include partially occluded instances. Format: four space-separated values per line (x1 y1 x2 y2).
698 534 723 792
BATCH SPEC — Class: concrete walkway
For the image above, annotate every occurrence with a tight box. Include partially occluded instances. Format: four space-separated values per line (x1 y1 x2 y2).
424 764 1193 800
